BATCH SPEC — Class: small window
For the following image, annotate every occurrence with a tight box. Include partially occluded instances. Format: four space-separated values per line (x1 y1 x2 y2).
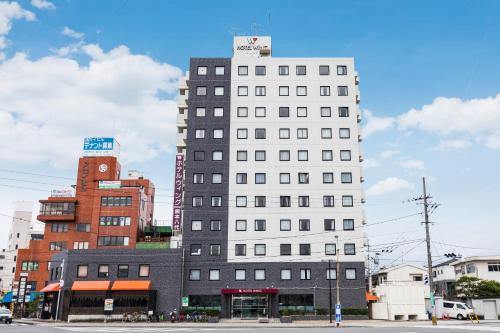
299 219 310 231
235 269 246 281
237 128 248 139
346 268 356 280
255 219 266 231
281 269 292 280
323 195 335 207
319 65 330 75
280 196 291 207
327 268 337 280
279 128 290 139
280 173 290 184
343 219 355 230
117 264 129 278
236 220 247 231
209 269 220 281
325 243 337 256
235 244 246 256
279 66 289 75
237 107 248 117
236 173 247 184
324 219 335 231
280 244 292 256
321 107 332 117
214 107 224 117
213 129 223 139
214 86 224 96
255 150 266 161
255 66 266 75
196 107 206 117
255 173 266 184
320 86 330 96
237 150 247 161
255 196 266 207
210 220 222 231
339 107 349 117
279 86 289 96
279 107 290 117
254 244 266 256
337 65 347 75
280 150 290 161
238 86 248 96
238 66 248 76
77 265 88 278
195 129 205 139
196 86 207 96
192 196 203 207
211 196 222 207
212 151 223 161
194 151 205 161
255 86 266 96
254 269 266 280
189 269 201 281
98 264 109 278
341 172 352 183
298 173 309 184
344 243 356 255
300 268 311 280
340 150 351 161
339 128 350 139
255 107 266 117
212 173 222 184
300 245 311 256
255 128 266 139
321 128 332 139
236 196 247 207
215 66 225 75
322 150 333 161
280 219 291 231
193 173 204 184
338 86 348 96
323 173 334 184
197 66 207 75
297 128 308 139
296 66 306 75
190 244 202 256
298 196 309 207
297 107 307 117
342 195 354 207
296 86 307 96
298 150 308 161
191 220 202 231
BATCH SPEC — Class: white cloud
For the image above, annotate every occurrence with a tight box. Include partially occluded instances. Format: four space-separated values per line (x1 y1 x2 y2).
366 177 414 196
362 109 395 138
380 150 400 159
62 26 84 39
362 158 380 169
51 41 84 57
30 0 55 10
0 44 183 168
400 159 426 171
0 1 35 49
434 139 472 151
398 94 500 149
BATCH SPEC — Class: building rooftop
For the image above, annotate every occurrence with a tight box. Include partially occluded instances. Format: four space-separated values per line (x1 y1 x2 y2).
451 256 500 266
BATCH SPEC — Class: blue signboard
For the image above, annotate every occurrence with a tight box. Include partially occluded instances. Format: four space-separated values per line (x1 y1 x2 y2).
83 137 120 157
335 303 342 323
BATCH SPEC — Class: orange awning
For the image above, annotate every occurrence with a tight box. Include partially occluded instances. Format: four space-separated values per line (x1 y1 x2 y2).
111 280 151 291
71 280 110 291
40 282 60 293
366 292 379 301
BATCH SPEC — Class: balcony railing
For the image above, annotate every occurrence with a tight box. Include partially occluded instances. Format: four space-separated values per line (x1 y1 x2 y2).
38 202 75 221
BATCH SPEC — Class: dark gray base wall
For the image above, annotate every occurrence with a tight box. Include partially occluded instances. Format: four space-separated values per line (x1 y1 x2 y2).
183 261 366 318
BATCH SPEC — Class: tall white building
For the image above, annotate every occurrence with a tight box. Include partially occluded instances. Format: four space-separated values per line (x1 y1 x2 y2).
174 36 367 319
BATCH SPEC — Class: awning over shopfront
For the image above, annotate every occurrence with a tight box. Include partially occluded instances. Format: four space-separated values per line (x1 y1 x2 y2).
71 280 110 291
40 282 61 293
1 291 12 303
111 280 151 291
221 288 279 295
366 292 379 301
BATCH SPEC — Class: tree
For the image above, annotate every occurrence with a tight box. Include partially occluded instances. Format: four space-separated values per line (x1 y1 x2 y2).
455 276 500 298
477 280 500 298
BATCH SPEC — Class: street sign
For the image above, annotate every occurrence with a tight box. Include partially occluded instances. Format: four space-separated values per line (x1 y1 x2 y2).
182 296 189 307
104 299 114 312
335 303 342 324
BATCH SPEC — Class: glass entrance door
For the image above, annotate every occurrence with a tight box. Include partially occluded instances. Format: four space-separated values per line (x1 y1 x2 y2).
231 294 268 319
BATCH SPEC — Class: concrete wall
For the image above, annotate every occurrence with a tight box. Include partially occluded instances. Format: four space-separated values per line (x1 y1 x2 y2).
471 299 500 319
372 283 427 320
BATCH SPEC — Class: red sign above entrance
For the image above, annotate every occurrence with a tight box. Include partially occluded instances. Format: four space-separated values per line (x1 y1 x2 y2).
221 288 279 295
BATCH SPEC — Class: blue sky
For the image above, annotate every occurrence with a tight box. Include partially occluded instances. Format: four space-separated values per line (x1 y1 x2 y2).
0 0 499 268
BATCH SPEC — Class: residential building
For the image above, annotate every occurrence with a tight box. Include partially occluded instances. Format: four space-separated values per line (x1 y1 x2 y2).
372 264 428 287
452 256 500 283
432 258 459 297
174 36 366 318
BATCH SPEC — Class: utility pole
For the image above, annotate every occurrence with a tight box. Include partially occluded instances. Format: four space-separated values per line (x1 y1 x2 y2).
367 240 372 292
335 235 340 327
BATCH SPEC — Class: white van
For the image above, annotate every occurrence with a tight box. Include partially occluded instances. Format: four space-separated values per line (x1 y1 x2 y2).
442 301 473 320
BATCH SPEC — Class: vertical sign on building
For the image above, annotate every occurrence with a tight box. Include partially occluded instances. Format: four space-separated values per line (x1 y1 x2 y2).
172 154 184 231
17 274 28 304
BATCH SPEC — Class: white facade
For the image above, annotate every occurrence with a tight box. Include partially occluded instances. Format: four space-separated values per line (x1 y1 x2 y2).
432 260 458 282
227 37 365 263
375 264 428 285
453 256 500 283
372 283 427 320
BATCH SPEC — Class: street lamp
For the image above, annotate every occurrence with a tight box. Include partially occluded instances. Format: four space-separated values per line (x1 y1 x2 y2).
335 235 340 327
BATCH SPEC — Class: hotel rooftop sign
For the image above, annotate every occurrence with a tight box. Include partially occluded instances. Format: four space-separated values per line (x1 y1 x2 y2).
233 36 271 58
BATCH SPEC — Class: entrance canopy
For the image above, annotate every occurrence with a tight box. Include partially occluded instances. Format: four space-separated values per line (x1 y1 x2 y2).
71 280 110 291
222 288 279 295
40 282 61 293
111 280 151 291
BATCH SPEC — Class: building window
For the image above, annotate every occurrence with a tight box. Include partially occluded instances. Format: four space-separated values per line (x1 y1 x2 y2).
190 244 202 256
235 269 246 281
98 264 109 278
320 86 330 96
215 66 225 75
254 219 266 231
235 244 246 256
279 107 290 117
100 196 132 207
255 128 266 139
280 173 290 184
296 86 307 96
209 244 221 256
197 66 207 75
298 196 309 207
339 128 350 139
237 150 247 161
327 268 337 280
189 269 201 281
255 107 266 117
210 220 221 231
343 219 355 231
77 265 88 278
237 128 248 139
21 261 39 271
337 65 347 75
325 243 337 256
209 269 220 281
323 173 334 184
280 244 292 256
76 223 90 232
193 173 204 184
255 196 266 207
297 128 308 139
191 220 202 231
255 173 266 184
323 195 335 207
279 150 290 161
324 219 335 231
49 241 67 251
297 107 307 117
196 107 206 117
212 151 223 161
341 172 352 183
192 196 203 207
211 196 222 207
255 66 266 75
339 107 349 117
319 65 330 75
73 241 89 249
338 86 348 96
280 219 291 231
51 223 68 233
194 151 205 161
340 150 351 161
281 269 292 280
213 129 224 139
280 196 291 207
322 150 333 161
342 195 354 207
321 107 332 117
254 269 266 281
279 86 289 96
279 128 290 139
344 243 356 255
299 219 310 231
237 107 248 117
212 173 222 184
321 128 332 139
236 220 247 231
214 87 224 96
238 86 248 96
255 150 266 161
238 66 248 76
296 66 306 75
298 150 308 161
300 268 311 280
255 86 266 96
196 86 207 96
236 173 247 184
279 66 289 75
97 237 129 247
346 268 356 280
117 264 129 278
195 129 205 139
236 196 247 207
255 244 266 256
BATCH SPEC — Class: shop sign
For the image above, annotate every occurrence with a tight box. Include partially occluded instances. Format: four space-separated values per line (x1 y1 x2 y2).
233 36 271 57
104 298 114 312
98 181 121 189
182 296 189 307
51 189 74 197
172 154 184 231
83 137 120 157
221 288 279 295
